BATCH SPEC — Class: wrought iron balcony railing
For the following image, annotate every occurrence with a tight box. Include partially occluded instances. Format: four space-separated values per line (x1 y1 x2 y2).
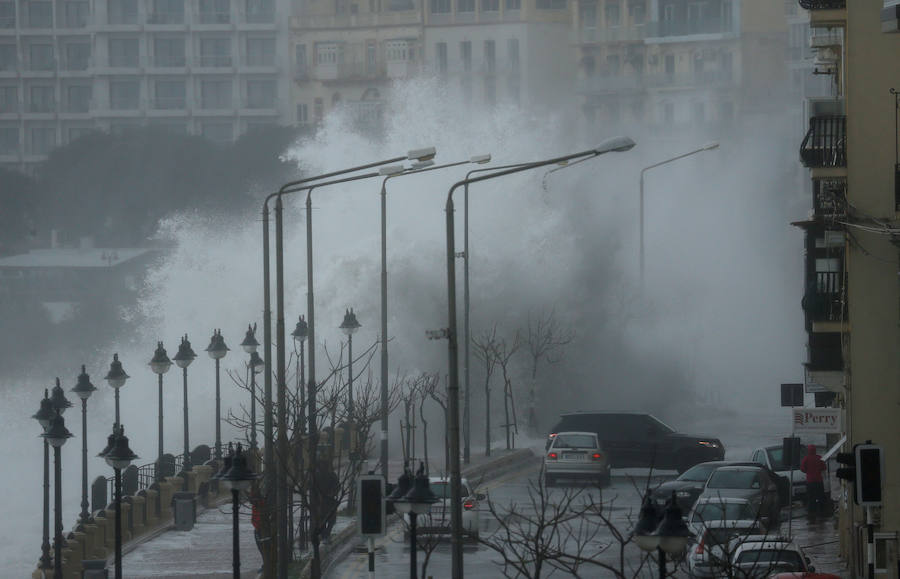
802 271 847 324
813 178 847 217
799 0 845 10
800 115 846 168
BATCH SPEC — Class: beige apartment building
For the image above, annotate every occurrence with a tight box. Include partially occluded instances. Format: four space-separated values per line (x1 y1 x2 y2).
0 0 293 173
798 0 900 574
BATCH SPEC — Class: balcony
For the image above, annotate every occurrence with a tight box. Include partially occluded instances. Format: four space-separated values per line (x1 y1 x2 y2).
800 115 845 168
802 271 847 326
813 178 847 217
578 24 647 44
577 74 645 94
804 332 843 372
799 0 846 27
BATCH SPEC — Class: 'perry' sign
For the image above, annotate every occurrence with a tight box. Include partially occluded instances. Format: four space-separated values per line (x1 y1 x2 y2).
792 408 842 434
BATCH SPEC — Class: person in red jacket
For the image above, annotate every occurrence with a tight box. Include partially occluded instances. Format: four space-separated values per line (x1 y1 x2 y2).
800 444 827 519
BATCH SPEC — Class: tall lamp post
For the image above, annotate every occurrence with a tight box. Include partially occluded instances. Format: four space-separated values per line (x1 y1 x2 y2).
206 329 229 460
42 395 73 579
378 154 490 479
339 308 361 421
104 353 129 427
639 142 719 285
215 443 260 579
32 390 55 571
634 492 692 579
241 324 262 451
100 425 138 579
173 335 197 473
441 137 636 577
71 365 97 524
291 315 308 434
149 341 172 481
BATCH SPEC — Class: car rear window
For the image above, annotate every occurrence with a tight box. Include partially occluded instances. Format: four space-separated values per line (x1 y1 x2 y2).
708 470 761 489
735 549 803 569
679 464 716 482
693 502 755 522
428 482 470 499
553 434 598 449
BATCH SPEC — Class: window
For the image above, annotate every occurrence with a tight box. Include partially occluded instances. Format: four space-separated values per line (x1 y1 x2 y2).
388 0 413 9
295 44 308 78
149 0 183 23
505 0 519 9
430 0 450 14
201 121 232 143
535 0 565 9
693 52 703 78
0 2 14 28
0 85 17 113
629 1 644 24
0 126 17 153
64 43 90 70
28 44 54 70
663 2 674 21
605 53 619 75
109 38 139 67
664 53 675 75
198 0 230 23
29 126 56 154
245 0 274 23
246 37 275 66
154 80 185 109
296 102 308 124
365 41 376 75
385 40 410 62
62 1 89 27
316 43 341 65
0 43 16 70
482 0 498 11
460 41 471 73
26 1 52 27
458 0 474 13
484 40 495 74
580 1 596 33
313 97 323 122
721 0 732 28
507 38 519 72
604 1 619 26
153 37 185 67
200 79 231 108
107 0 137 24
28 85 54 112
65 84 91 112
109 80 140 109
435 42 447 75
245 79 274 108
199 37 231 66
719 51 732 81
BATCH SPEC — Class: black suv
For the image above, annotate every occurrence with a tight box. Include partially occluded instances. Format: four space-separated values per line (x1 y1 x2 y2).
546 412 725 473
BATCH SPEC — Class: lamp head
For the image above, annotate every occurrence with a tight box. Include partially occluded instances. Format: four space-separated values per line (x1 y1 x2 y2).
595 136 636 154
172 335 197 369
42 410 73 448
240 323 260 354
410 160 434 170
50 377 73 414
339 308 361 336
250 351 265 374
292 315 308 343
632 494 662 552
71 365 97 400
104 425 138 470
105 353 129 389
379 164 405 176
407 146 436 162
206 329 229 360
470 154 492 164
149 341 173 374
219 443 259 491
32 390 55 430
655 492 692 554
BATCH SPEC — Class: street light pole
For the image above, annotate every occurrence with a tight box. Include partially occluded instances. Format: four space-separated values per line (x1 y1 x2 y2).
149 342 172 482
241 324 262 451
206 329 229 461
32 390 54 572
378 155 490 477
104 353 129 428
71 365 97 523
639 142 719 285
100 424 138 579
442 138 635 577
173 335 197 474
42 397 73 579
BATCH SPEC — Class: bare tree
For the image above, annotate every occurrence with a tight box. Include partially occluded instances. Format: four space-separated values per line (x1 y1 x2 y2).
491 331 522 450
524 310 574 434
472 326 499 456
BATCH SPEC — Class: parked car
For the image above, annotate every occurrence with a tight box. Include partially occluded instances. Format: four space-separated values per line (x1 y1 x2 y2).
546 412 725 473
686 496 761 537
686 518 763 578
652 460 779 512
750 443 824 503
698 465 783 529
417 477 483 540
544 431 611 487
729 535 814 577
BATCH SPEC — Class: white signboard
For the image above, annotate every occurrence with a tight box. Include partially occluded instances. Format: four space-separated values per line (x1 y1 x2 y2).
792 408 842 434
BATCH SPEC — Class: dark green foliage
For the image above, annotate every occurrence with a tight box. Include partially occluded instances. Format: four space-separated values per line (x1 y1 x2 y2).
0 167 38 255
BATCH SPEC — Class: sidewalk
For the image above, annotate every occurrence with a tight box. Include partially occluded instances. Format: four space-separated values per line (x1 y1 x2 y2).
119 446 538 578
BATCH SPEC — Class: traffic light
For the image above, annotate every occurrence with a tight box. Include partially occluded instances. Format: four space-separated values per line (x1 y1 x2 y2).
358 475 385 535
855 444 884 506
835 450 856 503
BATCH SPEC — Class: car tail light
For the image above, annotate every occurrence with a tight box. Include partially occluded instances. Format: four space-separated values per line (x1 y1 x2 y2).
591 453 603 461
463 500 475 510
547 452 558 460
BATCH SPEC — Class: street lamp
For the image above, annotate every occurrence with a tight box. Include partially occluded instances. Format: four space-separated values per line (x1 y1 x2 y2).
242 323 262 451
100 424 138 579
378 154 491 479
339 308 361 418
441 137 636 577
639 142 719 285
42 398 73 579
206 329 229 460
173 335 197 473
388 462 437 579
71 365 97 524
633 492 693 579
32 390 54 571
291 315 308 435
149 341 172 482
215 443 260 579
104 353 129 427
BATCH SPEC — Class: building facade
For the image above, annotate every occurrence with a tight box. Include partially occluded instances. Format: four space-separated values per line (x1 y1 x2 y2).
0 0 292 173
798 0 900 575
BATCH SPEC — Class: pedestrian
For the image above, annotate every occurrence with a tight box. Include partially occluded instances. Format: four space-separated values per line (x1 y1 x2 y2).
800 444 827 519
250 487 268 570
313 458 340 542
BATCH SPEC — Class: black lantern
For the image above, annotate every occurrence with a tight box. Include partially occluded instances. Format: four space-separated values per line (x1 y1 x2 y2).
149 341 171 482
71 366 97 524
104 353 129 427
173 335 197 473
